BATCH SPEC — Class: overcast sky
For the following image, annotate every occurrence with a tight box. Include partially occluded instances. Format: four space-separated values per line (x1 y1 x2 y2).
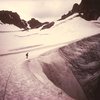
0 0 81 21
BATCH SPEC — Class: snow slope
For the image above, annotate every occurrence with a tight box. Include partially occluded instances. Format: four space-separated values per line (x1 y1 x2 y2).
0 21 22 32
0 15 100 100
0 14 100 55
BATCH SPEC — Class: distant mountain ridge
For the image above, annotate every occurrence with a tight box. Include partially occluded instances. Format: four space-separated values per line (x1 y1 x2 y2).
59 0 100 21
0 0 100 30
28 18 52 29
0 10 53 30
0 10 28 29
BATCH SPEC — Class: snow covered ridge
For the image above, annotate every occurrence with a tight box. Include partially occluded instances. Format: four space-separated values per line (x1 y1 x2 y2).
0 12 100 32
0 10 28 29
0 5 100 100
0 10 54 31
0 3 100 32
59 0 100 21
0 15 100 55
0 14 99 58
0 0 100 31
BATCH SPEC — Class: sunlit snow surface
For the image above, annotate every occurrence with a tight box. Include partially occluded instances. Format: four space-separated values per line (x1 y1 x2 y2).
0 14 100 100
0 14 100 57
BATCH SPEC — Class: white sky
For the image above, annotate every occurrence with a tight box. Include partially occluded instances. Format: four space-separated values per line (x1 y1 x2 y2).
0 0 81 21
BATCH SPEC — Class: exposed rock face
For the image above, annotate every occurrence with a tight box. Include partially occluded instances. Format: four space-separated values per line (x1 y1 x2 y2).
71 3 79 13
28 18 43 29
28 18 51 29
59 0 100 21
58 12 73 21
59 3 80 21
0 10 28 29
41 22 55 30
79 0 100 20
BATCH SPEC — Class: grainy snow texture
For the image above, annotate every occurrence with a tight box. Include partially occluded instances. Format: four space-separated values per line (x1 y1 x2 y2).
0 15 100 100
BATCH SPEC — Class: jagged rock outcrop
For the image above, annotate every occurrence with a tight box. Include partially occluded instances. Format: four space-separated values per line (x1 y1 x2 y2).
28 18 51 29
59 0 100 21
0 10 28 29
60 4 79 20
59 3 79 21
28 18 43 29
79 0 100 20
41 22 55 30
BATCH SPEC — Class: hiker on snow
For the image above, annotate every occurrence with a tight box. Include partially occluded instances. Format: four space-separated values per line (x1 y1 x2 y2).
26 53 29 59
